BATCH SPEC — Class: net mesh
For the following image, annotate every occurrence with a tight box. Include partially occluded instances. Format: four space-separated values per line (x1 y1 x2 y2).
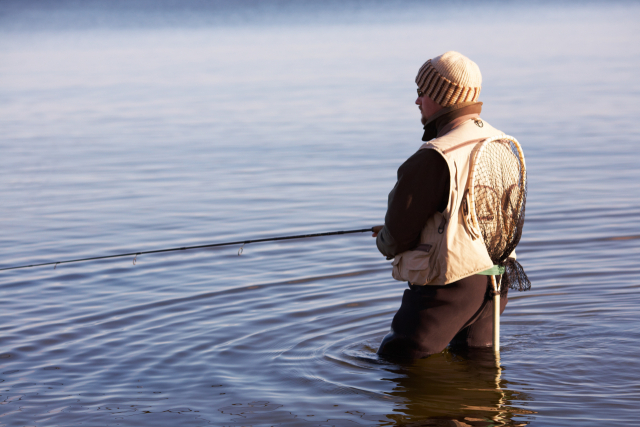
472 138 531 292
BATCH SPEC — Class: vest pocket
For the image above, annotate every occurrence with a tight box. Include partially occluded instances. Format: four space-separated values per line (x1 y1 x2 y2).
461 188 481 240
391 212 446 285
392 248 436 285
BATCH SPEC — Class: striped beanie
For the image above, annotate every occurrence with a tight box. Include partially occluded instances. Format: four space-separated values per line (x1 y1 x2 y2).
415 51 482 107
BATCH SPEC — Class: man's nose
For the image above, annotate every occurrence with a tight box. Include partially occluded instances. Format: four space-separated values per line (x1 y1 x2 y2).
415 97 421 105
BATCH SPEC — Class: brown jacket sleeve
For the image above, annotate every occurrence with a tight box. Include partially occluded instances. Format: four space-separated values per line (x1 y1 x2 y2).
376 149 449 258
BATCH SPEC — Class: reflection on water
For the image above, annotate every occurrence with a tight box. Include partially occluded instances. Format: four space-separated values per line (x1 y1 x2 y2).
2 1 640 426
384 350 533 426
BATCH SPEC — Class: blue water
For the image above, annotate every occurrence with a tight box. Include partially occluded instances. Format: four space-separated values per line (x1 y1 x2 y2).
1 1 640 425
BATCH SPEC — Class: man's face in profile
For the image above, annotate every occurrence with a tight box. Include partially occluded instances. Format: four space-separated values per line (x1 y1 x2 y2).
415 90 442 125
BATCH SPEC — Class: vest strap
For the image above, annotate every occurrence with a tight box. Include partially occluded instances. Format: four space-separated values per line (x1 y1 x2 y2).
477 265 505 275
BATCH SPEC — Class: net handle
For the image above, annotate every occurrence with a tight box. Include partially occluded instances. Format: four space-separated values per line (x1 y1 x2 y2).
492 275 501 353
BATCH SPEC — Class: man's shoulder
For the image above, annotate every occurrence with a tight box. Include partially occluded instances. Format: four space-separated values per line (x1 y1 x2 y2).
424 118 504 152
406 146 443 162
399 147 447 176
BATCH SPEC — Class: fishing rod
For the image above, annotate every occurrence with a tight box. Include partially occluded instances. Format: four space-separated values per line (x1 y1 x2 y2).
0 227 375 272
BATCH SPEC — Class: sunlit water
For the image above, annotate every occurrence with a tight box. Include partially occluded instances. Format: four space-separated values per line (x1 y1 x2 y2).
1 1 640 425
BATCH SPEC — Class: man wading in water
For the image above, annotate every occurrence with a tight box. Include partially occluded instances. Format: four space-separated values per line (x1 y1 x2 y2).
373 51 510 359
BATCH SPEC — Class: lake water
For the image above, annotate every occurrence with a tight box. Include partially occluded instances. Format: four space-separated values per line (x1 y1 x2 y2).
1 1 640 425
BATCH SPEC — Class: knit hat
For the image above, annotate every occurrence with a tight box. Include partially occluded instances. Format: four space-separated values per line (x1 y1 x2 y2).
415 51 482 107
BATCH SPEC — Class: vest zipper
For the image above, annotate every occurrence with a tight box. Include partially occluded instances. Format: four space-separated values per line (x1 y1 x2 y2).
438 217 447 234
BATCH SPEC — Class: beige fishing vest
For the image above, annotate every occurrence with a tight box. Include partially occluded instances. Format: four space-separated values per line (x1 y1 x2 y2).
391 117 515 286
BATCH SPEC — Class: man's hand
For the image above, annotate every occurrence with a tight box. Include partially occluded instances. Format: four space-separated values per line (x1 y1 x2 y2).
372 225 384 237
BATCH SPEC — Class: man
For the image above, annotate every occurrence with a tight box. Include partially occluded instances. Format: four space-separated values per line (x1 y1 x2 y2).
373 51 510 359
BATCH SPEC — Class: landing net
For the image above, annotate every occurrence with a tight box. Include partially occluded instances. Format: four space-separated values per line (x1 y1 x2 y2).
469 136 530 292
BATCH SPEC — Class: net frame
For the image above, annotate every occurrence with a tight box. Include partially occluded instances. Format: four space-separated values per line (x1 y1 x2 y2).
469 134 527 273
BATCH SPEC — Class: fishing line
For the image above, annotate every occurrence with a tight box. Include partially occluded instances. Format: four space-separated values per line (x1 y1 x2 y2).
0 227 374 272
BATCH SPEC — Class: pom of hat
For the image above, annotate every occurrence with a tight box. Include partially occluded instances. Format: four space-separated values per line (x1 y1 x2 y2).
415 51 482 107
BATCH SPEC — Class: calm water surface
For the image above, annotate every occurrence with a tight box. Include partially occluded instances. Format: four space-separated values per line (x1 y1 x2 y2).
1 2 640 425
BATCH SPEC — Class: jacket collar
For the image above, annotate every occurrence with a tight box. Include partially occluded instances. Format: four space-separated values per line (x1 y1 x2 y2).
422 102 483 141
